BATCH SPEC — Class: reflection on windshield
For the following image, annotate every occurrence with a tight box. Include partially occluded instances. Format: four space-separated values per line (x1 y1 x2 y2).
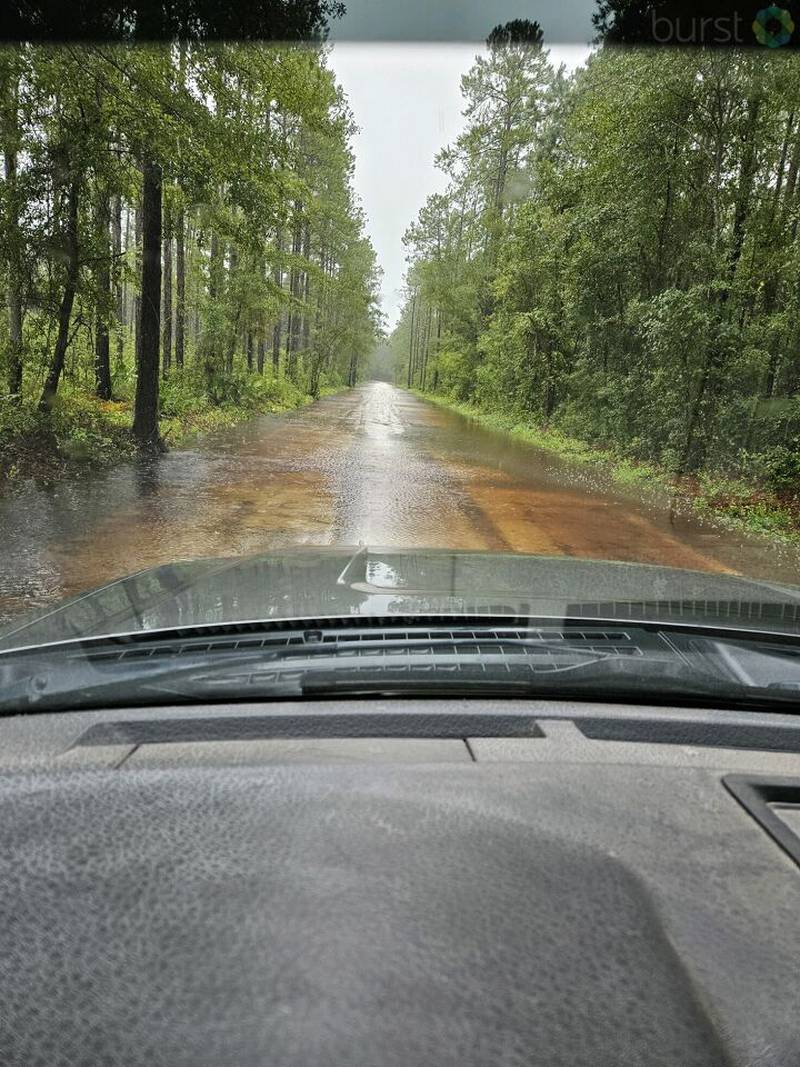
3 548 800 653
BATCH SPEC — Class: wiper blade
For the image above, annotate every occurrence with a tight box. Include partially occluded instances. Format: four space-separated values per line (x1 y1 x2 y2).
299 656 800 710
1 619 800 714
10 650 794 715
0 638 621 714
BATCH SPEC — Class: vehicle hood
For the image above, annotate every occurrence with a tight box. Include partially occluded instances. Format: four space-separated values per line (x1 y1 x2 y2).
1 546 799 650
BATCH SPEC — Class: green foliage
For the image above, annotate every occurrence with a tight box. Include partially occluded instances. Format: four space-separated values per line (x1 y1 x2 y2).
0 395 41 448
392 44 800 538
694 476 798 539
0 369 324 479
0 391 134 477
159 373 313 445
0 41 381 466
160 367 306 423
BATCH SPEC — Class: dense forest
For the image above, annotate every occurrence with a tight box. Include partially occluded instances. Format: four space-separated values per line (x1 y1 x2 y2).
0 42 380 459
392 39 800 504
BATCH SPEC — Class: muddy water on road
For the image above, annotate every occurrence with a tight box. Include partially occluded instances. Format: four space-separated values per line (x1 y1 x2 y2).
1 380 798 624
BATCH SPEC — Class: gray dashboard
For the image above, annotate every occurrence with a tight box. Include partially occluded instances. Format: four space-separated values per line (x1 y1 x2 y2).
0 698 799 1066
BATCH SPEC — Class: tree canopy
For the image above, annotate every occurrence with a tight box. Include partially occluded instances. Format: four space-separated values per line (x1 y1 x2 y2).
0 0 345 42
392 38 800 496
0 41 380 449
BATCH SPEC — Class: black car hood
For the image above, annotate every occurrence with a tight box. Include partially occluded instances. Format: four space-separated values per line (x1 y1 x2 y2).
1 546 799 650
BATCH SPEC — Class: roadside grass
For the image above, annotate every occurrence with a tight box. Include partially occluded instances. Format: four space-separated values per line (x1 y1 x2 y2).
0 374 333 484
416 390 800 545
692 476 798 538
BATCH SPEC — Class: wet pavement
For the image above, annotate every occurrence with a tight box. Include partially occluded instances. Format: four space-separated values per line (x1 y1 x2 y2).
1 380 798 625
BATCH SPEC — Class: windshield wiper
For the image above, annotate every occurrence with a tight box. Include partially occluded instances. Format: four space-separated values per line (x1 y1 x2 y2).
296 653 800 710
2 618 800 714
0 634 622 714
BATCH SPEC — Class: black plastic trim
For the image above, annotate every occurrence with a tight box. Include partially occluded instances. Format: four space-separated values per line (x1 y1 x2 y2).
578 718 800 753
74 713 546 747
74 710 800 753
723 775 800 869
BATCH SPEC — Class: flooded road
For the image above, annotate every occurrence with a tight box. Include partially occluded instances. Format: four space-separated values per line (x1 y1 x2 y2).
1 380 798 625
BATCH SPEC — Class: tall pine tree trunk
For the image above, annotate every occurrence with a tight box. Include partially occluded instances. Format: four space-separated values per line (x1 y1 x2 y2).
175 207 185 369
285 216 301 379
4 143 23 397
39 178 79 412
161 202 172 378
3 67 23 397
112 194 124 368
224 244 238 376
122 205 131 330
272 227 283 372
272 317 282 372
407 294 417 388
133 197 143 356
301 223 311 350
94 189 113 400
203 228 222 396
132 158 162 448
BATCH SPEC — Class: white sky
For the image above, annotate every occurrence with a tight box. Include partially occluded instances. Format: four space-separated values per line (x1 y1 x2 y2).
328 44 592 329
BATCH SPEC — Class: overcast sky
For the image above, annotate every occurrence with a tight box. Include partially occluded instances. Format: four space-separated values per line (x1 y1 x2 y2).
328 0 596 43
327 43 592 329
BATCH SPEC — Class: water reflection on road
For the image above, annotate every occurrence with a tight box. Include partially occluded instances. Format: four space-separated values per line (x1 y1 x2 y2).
1 380 798 624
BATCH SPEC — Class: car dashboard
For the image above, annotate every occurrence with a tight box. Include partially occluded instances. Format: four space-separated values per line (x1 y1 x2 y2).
0 697 799 1066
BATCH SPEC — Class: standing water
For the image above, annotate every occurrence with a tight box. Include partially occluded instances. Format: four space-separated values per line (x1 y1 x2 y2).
1 382 798 626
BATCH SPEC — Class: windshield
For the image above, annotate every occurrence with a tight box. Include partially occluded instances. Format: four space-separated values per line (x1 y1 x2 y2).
2 2 800 708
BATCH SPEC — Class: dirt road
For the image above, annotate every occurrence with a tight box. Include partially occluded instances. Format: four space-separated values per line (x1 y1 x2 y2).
1 381 796 624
